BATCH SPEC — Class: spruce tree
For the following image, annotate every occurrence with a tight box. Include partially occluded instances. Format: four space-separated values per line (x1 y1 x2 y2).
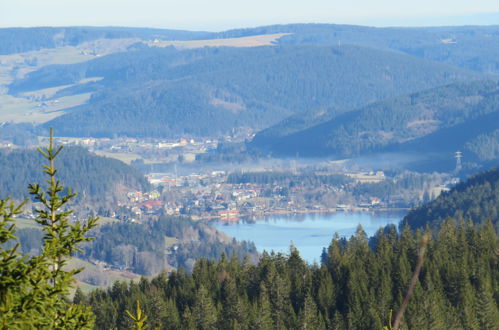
192 285 218 329
254 283 274 330
300 292 324 330
219 277 247 329
476 281 499 330
0 128 98 328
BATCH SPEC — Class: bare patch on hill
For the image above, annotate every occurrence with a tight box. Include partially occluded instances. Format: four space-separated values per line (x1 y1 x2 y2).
146 33 291 49
211 97 246 112
210 89 246 112
406 119 441 137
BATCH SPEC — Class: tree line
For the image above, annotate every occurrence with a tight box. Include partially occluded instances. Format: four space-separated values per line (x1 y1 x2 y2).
80 219 499 329
404 165 499 232
0 146 150 204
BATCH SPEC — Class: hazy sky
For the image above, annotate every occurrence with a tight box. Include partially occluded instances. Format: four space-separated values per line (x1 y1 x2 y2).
2 0 499 31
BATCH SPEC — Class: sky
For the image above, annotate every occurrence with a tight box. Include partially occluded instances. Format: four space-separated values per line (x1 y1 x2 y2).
1 0 499 31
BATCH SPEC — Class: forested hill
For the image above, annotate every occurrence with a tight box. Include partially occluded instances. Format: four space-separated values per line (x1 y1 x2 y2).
23 44 477 137
0 27 211 55
219 24 499 74
3 24 499 74
0 146 150 203
250 80 499 170
5 24 499 139
403 165 499 231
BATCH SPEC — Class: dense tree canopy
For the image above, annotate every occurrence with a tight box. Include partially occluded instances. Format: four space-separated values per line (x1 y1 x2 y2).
404 165 499 232
0 147 150 204
9 43 476 138
251 80 499 170
81 220 499 329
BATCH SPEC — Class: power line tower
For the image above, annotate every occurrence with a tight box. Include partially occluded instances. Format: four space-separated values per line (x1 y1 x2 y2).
291 159 297 175
454 151 463 173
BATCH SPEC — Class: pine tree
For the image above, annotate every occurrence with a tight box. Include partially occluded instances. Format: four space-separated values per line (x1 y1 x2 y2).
300 292 325 330
181 306 196 329
193 285 218 329
315 267 335 322
219 277 247 329
162 298 181 330
255 282 274 330
125 300 149 330
0 128 98 329
476 281 499 330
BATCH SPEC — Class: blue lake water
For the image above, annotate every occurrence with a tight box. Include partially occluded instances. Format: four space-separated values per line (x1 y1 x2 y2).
212 212 405 263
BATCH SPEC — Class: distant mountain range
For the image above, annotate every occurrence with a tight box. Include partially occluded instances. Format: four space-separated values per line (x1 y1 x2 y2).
4 24 499 74
19 44 475 137
1 24 499 171
0 27 212 55
250 80 499 171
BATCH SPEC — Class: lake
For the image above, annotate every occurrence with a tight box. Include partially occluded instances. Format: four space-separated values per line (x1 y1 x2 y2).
212 211 405 263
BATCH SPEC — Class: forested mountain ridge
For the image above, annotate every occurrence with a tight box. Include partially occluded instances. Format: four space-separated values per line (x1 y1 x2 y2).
250 79 499 170
12 44 479 137
218 23 499 74
404 165 499 231
0 26 211 55
5 24 499 140
4 24 499 75
0 146 150 204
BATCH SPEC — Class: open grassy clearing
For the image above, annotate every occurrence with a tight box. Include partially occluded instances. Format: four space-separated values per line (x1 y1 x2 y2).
94 150 143 165
15 215 118 230
0 92 91 123
66 257 142 292
0 47 95 88
164 236 180 248
96 216 119 226
20 84 76 99
13 217 40 230
0 38 138 73
19 77 103 100
0 47 92 68
146 33 290 49
74 281 100 295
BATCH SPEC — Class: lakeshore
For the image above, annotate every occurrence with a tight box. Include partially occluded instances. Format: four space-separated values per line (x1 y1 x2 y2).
191 206 410 222
212 211 405 263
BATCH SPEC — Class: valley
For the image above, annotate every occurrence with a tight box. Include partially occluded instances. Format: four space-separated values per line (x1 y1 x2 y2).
1 22 499 328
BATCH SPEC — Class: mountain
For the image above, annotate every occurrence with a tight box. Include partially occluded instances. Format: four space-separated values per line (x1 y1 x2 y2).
250 80 499 170
4 24 499 74
218 23 499 74
403 165 499 231
9 44 478 137
0 146 150 204
3 24 498 140
0 27 211 55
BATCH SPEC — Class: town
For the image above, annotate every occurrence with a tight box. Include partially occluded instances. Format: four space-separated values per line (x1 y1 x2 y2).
118 166 453 223
5 135 457 224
